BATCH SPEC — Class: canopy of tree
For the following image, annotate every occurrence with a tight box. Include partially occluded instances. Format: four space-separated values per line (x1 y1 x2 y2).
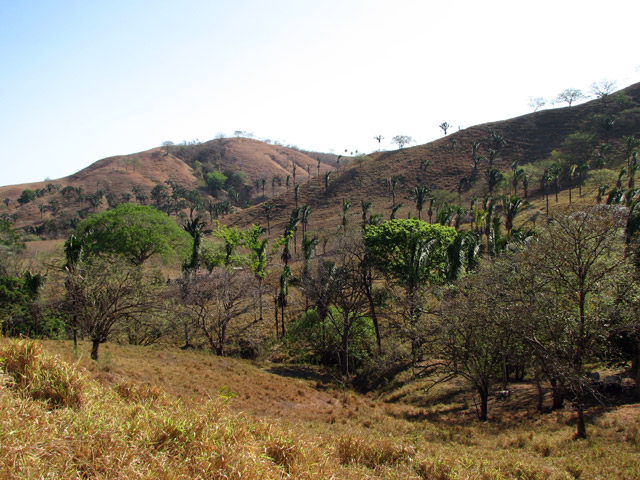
71 203 191 265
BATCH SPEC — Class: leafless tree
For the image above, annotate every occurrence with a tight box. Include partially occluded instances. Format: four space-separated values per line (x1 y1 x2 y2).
177 268 256 355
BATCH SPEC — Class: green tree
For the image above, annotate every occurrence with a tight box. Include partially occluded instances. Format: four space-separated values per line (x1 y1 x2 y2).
364 219 457 360
206 171 228 195
72 204 190 266
17 189 36 205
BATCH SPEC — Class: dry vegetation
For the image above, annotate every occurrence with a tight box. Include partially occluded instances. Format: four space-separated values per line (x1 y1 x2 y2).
1 338 639 479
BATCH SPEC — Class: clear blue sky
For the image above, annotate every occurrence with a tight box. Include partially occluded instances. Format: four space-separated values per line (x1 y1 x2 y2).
1 0 639 186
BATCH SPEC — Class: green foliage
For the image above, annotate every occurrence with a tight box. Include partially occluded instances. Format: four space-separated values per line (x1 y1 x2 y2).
205 171 227 194
71 204 191 266
17 189 36 205
285 308 375 369
363 219 457 287
223 169 246 192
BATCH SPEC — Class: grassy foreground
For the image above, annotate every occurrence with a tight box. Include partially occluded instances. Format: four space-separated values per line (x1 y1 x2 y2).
1 338 640 479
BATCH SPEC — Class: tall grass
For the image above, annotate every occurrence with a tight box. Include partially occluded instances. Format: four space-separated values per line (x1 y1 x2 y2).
0 338 83 408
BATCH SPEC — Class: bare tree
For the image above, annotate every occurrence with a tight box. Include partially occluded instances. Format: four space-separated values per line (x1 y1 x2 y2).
177 268 255 355
63 256 160 360
391 135 414 149
528 97 546 112
162 141 174 155
556 88 586 107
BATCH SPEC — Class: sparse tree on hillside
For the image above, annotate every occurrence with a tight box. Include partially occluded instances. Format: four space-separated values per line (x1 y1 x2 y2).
590 79 616 107
341 199 351 233
450 138 457 164
162 141 174 155
391 135 413 149
299 204 312 239
528 97 546 112
485 168 504 195
317 158 321 178
374 134 384 151
361 201 372 228
262 202 273 234
556 88 586 107
439 122 452 136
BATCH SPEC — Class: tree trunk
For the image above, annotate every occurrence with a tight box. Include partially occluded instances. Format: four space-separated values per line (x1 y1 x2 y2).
534 367 544 411
574 390 587 439
91 339 100 361
550 378 565 410
478 382 489 421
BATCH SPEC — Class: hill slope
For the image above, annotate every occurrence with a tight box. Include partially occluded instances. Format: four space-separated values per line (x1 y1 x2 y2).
0 139 334 235
227 82 640 236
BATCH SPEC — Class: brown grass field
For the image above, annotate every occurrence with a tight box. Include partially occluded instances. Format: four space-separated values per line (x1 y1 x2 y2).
1 337 639 479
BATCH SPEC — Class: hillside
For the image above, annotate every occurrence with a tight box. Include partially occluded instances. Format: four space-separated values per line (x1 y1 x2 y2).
0 138 334 236
226 82 640 236
1 83 639 241
2 338 639 479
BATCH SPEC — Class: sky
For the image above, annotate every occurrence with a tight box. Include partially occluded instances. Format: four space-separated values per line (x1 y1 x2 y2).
1 0 639 186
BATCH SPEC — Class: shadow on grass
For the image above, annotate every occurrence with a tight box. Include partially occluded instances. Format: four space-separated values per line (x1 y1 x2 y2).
264 364 340 387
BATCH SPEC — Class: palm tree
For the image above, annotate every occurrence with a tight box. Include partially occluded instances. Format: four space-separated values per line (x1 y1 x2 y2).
262 202 273 234
324 171 331 193
387 175 402 206
629 156 638 189
288 208 300 254
181 215 210 272
491 131 506 151
485 168 504 195
428 196 437 224
292 163 297 186
501 195 523 235
341 199 351 233
548 164 561 203
450 138 457 164
260 177 266 197
277 266 292 338
471 141 482 180
294 184 300 209
439 122 452 136
299 204 312 239
374 134 384 151
522 171 530 199
568 164 578 205
301 234 319 275
596 184 608 204
361 200 372 228
317 158 321 178
446 231 481 281
410 185 430 220
576 164 588 197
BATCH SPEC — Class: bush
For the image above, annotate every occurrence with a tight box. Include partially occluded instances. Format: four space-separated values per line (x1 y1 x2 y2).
205 171 227 194
17 189 36 205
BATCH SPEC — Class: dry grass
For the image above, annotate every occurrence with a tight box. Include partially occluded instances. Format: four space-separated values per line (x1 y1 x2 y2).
2 338 637 479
